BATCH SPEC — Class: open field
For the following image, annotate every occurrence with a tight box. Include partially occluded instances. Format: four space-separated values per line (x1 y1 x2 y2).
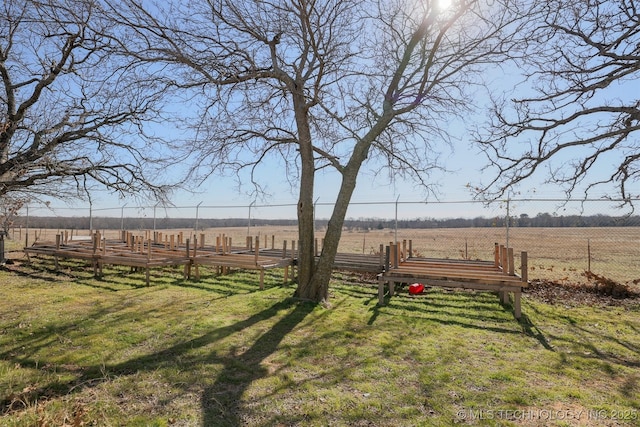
8 225 640 285
1 256 639 426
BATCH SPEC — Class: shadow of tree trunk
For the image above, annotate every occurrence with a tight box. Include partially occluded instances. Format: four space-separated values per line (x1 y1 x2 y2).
1 297 314 423
201 299 314 426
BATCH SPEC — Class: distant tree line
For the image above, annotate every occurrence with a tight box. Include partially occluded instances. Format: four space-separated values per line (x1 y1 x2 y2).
10 216 295 231
9 212 640 231
345 213 640 230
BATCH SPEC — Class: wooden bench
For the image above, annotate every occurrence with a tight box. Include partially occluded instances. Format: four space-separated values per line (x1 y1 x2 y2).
323 251 385 274
378 242 529 319
190 235 294 289
23 232 294 288
25 232 193 285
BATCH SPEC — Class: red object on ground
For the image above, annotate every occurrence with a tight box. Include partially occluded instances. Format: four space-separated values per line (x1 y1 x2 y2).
408 283 424 294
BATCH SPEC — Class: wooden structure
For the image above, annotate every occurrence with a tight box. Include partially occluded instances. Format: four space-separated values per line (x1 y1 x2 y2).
24 231 294 287
378 241 529 319
190 235 294 289
322 244 385 274
24 231 529 319
24 231 195 285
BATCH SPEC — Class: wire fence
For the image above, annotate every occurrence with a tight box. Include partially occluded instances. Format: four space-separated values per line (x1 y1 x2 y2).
6 197 640 285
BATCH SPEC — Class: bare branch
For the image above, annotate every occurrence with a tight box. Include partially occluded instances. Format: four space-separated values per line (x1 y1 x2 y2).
0 0 173 203
476 0 640 206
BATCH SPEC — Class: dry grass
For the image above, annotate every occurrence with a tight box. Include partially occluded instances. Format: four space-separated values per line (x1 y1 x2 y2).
1 258 639 426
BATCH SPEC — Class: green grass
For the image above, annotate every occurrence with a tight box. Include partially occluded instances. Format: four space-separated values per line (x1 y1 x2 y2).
1 258 639 426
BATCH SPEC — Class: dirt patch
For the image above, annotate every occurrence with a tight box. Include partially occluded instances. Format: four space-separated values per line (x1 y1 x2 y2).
525 272 640 308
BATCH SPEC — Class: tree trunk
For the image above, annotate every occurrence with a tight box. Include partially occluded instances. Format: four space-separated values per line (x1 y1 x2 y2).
295 137 373 303
292 93 317 301
310 170 359 302
295 172 316 299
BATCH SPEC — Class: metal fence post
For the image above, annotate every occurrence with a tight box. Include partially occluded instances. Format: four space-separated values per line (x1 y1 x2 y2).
0 231 5 265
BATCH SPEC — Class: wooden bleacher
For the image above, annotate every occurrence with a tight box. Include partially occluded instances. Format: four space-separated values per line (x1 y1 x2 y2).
378 241 529 319
24 231 294 288
189 235 294 288
24 230 529 319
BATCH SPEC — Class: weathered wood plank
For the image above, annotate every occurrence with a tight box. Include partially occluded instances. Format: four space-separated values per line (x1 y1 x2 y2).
378 243 529 320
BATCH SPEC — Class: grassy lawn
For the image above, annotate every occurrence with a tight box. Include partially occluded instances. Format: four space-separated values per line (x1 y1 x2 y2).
1 257 639 426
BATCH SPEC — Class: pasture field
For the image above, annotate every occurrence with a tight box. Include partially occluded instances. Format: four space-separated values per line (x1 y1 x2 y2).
0 255 639 426
8 225 639 285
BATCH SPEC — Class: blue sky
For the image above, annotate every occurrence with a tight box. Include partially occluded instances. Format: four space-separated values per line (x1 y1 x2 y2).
34 131 635 222
32 78 638 222
26 3 640 222
59 83 636 222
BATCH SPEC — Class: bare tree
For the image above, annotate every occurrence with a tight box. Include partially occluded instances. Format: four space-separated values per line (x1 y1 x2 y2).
0 0 172 205
0 194 25 235
476 0 640 205
108 0 533 303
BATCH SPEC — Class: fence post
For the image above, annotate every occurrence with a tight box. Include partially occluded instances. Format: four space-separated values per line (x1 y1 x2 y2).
394 194 400 244
194 201 202 231
505 197 510 250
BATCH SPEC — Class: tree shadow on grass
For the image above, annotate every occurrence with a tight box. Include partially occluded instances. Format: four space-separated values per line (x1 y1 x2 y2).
170 267 288 296
201 299 314 426
518 312 554 351
367 287 555 344
4 257 150 291
1 296 313 425
4 257 90 282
